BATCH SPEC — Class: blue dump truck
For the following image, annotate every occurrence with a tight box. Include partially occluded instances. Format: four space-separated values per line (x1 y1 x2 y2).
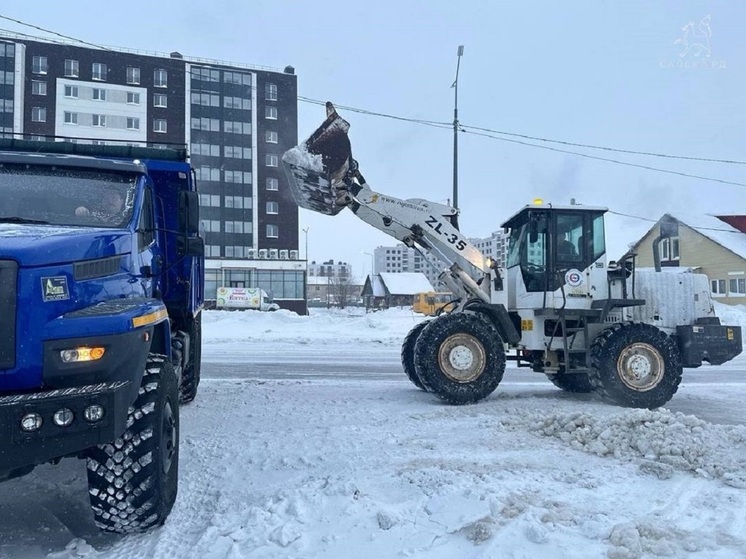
0 139 204 533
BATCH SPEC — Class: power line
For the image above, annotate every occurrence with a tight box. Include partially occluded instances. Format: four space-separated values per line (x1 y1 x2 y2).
0 14 113 51
461 128 746 188
607 209 745 233
460 124 746 165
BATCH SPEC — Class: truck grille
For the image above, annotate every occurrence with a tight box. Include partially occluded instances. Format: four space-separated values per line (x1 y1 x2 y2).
0 260 18 370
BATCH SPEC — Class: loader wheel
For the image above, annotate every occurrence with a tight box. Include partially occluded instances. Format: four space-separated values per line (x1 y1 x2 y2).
588 322 682 409
86 354 179 533
414 313 505 405
546 371 593 393
180 313 202 404
401 320 431 390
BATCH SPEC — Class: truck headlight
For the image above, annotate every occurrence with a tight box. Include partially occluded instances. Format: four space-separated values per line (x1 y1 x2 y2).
53 408 75 427
60 347 105 363
84 405 105 423
21 413 43 432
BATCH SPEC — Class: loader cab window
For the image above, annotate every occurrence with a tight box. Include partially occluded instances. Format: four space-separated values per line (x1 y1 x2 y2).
555 212 584 264
506 211 549 292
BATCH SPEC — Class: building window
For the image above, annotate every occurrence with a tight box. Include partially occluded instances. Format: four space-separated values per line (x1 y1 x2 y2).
223 121 251 134
31 80 46 96
266 224 279 238
126 66 140 84
31 107 46 122
154 69 168 88
153 119 167 133
712 279 726 296
92 88 107 101
127 91 140 104
265 130 278 143
126 117 140 130
32 55 47 74
265 83 278 101
266 201 279 214
92 63 107 81
729 277 746 295
265 106 277 120
265 154 278 167
153 93 167 107
92 114 106 127
64 59 79 77
64 85 79 98
661 237 680 261
64 111 78 125
266 178 279 191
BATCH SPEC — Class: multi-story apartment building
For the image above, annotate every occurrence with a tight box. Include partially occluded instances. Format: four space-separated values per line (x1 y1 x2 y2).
373 231 507 290
0 33 307 313
308 260 351 279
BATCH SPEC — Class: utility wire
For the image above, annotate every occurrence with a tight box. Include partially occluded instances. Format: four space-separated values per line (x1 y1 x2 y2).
607 209 746 233
0 14 113 51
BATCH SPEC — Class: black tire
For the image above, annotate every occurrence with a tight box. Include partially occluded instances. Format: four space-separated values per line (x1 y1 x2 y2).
86 354 179 533
546 371 594 393
401 321 431 391
179 313 202 404
588 322 682 409
414 312 506 405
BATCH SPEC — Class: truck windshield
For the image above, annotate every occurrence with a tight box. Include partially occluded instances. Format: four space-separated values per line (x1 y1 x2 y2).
0 164 137 228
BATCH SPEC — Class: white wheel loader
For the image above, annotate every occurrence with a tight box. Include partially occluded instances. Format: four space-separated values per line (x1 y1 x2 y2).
283 103 742 408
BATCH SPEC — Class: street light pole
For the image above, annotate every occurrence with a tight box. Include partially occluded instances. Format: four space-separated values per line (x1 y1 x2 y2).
452 45 464 231
302 227 310 261
362 251 374 278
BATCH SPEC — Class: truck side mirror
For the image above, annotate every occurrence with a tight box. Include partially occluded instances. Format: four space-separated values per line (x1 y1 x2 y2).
528 214 544 244
178 236 204 257
179 191 200 234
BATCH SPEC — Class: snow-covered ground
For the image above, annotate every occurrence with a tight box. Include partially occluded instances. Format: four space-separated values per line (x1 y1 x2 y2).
1 306 746 559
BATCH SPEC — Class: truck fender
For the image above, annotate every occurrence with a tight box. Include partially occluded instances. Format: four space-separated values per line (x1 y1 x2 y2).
462 300 521 345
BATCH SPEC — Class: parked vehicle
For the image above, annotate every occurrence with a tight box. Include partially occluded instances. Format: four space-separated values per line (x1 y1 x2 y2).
412 292 456 316
283 103 742 408
0 139 204 533
216 286 280 311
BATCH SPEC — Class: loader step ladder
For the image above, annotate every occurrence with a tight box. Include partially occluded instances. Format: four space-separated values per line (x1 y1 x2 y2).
556 310 594 374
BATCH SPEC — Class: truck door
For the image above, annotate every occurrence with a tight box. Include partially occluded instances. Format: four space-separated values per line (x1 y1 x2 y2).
137 187 159 296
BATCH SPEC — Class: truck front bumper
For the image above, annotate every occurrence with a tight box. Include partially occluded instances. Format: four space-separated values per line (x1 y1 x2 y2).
0 380 131 476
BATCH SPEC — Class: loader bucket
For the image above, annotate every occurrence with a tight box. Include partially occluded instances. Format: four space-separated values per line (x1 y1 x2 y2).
282 102 354 216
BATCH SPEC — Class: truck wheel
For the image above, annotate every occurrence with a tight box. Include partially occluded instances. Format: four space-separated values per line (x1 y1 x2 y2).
180 313 202 404
414 312 505 405
588 322 682 408
86 354 179 533
401 320 431 391
546 371 593 393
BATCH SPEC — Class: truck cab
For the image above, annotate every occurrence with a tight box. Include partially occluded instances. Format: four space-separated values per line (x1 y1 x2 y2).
0 139 204 533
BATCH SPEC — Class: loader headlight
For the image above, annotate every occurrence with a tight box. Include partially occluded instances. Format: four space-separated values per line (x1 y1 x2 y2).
60 346 106 363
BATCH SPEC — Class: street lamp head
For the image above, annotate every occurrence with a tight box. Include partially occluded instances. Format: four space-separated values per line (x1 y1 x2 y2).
457 45 464 56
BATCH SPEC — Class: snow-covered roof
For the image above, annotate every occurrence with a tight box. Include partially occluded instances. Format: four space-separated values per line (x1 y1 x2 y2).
378 272 433 295
673 214 746 260
370 274 386 297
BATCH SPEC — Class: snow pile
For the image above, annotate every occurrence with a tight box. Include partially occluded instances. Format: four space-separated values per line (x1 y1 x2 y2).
714 301 746 342
202 307 426 347
525 408 746 485
280 144 323 172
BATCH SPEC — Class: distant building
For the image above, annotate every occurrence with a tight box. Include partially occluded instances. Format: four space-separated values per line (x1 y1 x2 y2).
0 32 307 313
308 259 351 279
468 230 507 268
361 272 433 309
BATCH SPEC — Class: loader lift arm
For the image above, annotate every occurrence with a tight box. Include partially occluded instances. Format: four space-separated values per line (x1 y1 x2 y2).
282 102 496 305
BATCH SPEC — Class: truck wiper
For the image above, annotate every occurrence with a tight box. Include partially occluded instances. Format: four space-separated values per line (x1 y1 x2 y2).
0 216 51 225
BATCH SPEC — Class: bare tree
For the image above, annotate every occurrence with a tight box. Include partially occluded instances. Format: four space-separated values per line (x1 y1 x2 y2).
328 273 358 309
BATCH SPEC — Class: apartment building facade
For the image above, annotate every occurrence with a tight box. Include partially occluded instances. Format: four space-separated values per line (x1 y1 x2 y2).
0 33 306 314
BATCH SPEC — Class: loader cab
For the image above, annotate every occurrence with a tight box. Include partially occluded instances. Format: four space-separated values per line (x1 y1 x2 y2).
503 203 607 293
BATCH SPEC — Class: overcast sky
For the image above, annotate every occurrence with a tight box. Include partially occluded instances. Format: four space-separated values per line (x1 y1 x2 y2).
2 1 744 279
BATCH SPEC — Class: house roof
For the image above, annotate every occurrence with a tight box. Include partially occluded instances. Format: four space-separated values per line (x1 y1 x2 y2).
379 272 433 295
672 214 746 260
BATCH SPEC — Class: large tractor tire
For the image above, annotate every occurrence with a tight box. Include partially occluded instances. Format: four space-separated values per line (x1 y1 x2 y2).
546 371 594 393
401 320 431 391
180 313 202 404
414 312 506 405
588 322 682 409
86 354 179 533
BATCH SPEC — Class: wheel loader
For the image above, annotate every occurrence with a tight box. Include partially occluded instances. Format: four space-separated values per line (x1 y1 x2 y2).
282 103 742 408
